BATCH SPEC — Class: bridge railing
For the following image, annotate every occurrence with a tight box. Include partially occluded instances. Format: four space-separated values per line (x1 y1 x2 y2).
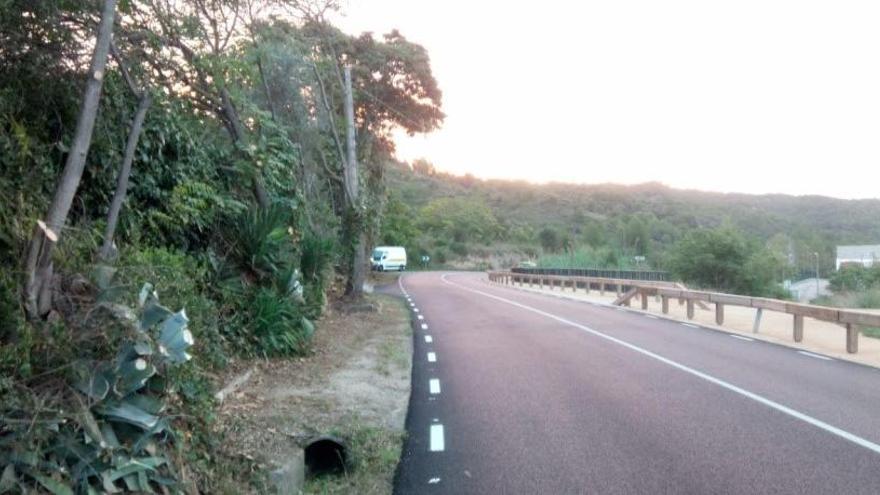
487 271 880 354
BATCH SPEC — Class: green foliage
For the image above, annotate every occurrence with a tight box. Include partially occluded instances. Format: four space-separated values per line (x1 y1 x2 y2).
246 287 312 356
300 234 334 319
419 197 500 244
219 204 297 284
380 194 417 247
668 226 783 296
829 265 880 293
116 247 227 368
0 285 194 493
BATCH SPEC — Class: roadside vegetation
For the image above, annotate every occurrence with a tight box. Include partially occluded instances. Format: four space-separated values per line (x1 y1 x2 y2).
382 160 879 297
1 1 439 492
815 265 880 337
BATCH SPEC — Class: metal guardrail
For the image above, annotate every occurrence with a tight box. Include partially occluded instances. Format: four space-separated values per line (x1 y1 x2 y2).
488 271 880 354
511 267 670 282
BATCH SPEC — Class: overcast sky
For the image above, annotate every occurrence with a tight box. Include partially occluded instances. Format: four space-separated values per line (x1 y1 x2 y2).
333 1 880 199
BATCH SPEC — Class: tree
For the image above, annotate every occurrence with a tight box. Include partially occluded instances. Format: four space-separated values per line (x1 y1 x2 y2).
419 197 499 244
539 228 562 253
380 194 417 247
668 226 782 296
22 0 117 318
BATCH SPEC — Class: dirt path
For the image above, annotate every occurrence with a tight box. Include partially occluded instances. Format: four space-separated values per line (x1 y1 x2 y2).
213 293 411 494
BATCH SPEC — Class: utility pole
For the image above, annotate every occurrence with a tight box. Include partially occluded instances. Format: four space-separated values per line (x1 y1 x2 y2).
343 66 365 298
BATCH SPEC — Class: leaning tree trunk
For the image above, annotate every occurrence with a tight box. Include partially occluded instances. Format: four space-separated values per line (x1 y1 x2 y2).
99 93 152 261
23 0 117 319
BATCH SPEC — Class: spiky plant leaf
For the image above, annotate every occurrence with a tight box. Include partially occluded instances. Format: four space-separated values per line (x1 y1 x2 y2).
0 465 16 492
157 310 193 364
139 301 173 332
115 358 157 396
23 470 73 495
95 401 160 430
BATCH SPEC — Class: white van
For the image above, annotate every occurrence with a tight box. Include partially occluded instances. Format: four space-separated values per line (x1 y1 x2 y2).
371 246 407 271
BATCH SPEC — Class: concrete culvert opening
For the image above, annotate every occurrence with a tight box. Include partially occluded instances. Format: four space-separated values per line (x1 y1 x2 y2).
304 436 350 476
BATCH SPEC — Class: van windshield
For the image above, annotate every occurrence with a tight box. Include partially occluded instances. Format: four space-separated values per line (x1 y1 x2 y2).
372 249 385 261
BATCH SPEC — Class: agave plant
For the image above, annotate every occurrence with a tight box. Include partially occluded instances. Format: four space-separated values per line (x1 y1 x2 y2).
0 283 194 494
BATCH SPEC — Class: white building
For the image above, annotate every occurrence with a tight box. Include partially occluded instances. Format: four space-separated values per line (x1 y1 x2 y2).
836 245 880 270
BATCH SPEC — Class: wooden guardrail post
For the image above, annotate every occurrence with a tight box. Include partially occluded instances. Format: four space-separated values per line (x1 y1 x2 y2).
793 314 804 342
715 303 724 325
600 282 605 296
572 279 577 292
661 295 669 314
687 300 695 320
584 279 591 294
847 324 859 353
641 291 649 310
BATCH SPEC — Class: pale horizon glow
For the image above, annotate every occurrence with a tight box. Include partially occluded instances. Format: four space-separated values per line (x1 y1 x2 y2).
334 1 880 199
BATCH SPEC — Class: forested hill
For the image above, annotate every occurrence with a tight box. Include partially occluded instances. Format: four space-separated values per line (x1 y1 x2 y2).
383 160 880 270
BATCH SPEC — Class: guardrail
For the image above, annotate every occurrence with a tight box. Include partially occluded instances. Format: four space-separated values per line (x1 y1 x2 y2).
488 271 880 354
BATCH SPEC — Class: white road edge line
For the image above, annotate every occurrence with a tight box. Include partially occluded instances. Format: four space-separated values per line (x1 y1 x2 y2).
729 334 754 342
682 323 700 329
414 308 420 313
430 424 445 452
798 350 834 361
421 323 428 330
440 273 880 456
429 378 441 394
427 352 437 363
428 477 441 484
418 315 424 320
645 315 659 319
425 335 433 343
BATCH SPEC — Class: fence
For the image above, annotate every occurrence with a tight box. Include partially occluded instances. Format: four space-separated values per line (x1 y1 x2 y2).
511 267 670 282
488 271 880 354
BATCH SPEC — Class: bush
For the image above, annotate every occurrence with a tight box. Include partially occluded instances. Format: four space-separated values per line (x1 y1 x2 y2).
0 284 196 493
248 287 313 356
116 247 227 368
300 234 334 319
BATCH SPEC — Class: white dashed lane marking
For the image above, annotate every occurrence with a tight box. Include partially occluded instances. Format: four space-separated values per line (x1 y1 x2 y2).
425 335 433 343
421 323 428 330
427 352 437 362
430 424 445 452
429 379 441 394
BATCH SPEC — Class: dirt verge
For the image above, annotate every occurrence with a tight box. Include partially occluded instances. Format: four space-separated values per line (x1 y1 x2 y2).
212 292 412 494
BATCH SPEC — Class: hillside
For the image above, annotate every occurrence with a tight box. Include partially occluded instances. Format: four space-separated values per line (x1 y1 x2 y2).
383 161 880 273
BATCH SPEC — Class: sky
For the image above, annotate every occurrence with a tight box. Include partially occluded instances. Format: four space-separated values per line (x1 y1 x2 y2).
333 1 880 199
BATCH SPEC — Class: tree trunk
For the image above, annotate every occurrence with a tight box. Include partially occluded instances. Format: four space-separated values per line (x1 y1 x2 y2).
99 93 152 261
23 0 117 319
343 67 365 298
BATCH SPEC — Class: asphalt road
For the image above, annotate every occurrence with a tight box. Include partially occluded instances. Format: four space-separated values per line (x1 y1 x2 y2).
391 271 880 495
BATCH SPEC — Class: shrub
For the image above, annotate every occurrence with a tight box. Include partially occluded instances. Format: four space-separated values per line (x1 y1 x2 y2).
300 234 334 319
0 284 195 493
248 287 313 356
116 247 227 368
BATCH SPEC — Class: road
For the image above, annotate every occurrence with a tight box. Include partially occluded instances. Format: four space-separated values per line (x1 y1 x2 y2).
391 271 880 494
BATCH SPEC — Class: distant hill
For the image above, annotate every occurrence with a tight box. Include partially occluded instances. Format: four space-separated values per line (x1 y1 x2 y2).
384 161 880 272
